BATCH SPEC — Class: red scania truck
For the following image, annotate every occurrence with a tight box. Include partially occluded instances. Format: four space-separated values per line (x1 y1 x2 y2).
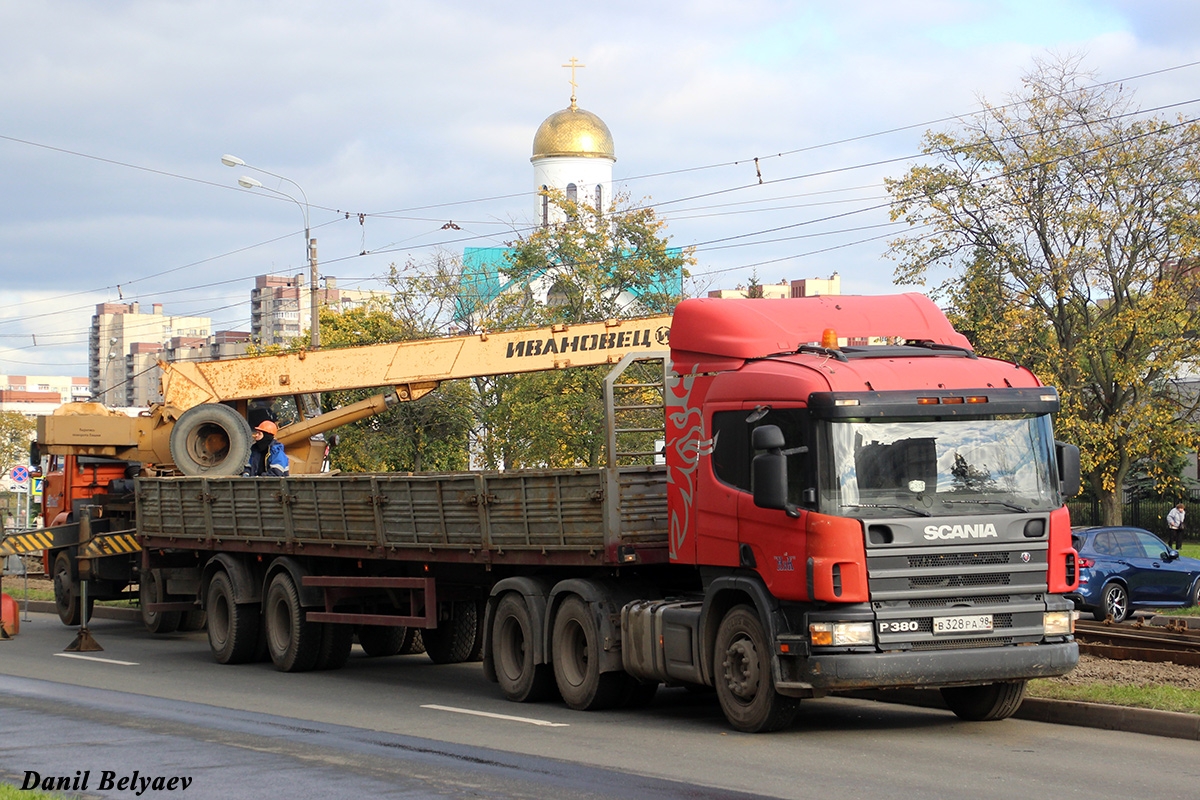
24 293 1081 732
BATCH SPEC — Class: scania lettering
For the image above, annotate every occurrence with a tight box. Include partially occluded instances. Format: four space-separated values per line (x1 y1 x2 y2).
20 294 1080 733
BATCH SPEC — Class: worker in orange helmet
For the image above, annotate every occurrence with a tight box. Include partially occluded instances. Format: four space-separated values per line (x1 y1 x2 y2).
242 419 290 477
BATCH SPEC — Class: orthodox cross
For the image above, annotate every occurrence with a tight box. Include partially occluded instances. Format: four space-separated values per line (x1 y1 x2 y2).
562 57 585 108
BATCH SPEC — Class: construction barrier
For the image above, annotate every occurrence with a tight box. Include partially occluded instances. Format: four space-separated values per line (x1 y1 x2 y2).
1 592 18 637
0 530 54 557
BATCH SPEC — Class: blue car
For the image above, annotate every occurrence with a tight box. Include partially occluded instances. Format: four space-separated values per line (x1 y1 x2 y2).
1067 526 1200 622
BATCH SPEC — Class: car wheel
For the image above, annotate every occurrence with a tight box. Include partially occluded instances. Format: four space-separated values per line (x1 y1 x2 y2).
1101 582 1128 622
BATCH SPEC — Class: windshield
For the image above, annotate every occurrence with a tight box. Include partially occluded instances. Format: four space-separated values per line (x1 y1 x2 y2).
822 415 1058 518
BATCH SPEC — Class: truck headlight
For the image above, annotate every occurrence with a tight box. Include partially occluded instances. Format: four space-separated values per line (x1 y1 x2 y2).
1043 610 1077 636
810 621 875 646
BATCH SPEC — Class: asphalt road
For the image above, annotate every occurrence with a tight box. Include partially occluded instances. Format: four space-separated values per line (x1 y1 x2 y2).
2 611 1199 799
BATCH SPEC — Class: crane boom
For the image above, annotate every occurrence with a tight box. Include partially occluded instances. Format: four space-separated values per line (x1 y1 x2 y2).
37 315 674 476
161 316 673 408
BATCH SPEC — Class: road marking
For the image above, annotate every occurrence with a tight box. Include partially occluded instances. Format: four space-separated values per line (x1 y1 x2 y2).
421 704 569 727
53 653 140 666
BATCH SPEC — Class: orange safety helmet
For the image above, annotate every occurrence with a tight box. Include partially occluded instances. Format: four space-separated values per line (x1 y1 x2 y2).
255 420 279 435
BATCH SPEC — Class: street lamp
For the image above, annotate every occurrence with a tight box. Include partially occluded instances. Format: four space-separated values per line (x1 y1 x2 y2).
222 154 320 349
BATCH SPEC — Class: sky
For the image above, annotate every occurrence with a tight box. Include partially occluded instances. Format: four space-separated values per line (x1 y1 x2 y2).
3 0 1200 379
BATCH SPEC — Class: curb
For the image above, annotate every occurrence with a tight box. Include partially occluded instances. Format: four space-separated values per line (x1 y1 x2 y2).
847 688 1200 741
16 599 140 622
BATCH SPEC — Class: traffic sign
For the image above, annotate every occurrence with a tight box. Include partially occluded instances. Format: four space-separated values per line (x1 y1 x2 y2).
32 477 43 498
9 466 28 484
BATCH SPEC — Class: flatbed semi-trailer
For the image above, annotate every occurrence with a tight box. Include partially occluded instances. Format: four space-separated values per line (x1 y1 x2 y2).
20 294 1082 732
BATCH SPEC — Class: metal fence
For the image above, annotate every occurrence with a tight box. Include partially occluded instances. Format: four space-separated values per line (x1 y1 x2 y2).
1066 488 1200 542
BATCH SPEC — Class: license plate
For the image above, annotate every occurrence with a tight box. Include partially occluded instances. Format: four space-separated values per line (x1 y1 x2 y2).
933 614 993 634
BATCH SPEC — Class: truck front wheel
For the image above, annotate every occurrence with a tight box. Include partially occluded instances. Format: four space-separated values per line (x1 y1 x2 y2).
941 680 1027 721
425 600 479 664
492 593 554 702
713 605 799 733
206 571 260 664
551 595 623 710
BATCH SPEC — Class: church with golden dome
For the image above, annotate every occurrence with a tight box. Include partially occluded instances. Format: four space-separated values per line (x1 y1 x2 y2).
531 79 616 224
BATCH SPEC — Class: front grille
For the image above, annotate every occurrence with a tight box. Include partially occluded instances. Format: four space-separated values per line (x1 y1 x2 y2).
909 552 1009 568
910 636 1015 651
910 573 1011 589
868 540 1050 650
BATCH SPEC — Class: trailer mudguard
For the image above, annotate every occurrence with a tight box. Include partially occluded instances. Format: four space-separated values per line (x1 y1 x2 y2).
201 554 262 605
263 556 324 608
483 576 555 683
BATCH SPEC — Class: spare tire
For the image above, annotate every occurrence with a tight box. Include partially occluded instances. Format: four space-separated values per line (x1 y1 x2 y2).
169 404 253 476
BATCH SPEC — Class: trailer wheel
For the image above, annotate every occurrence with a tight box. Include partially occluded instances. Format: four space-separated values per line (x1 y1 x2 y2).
140 571 181 634
401 628 425 655
206 571 260 664
941 680 1027 721
53 551 92 627
425 600 478 664
179 609 207 632
315 623 353 670
713 605 799 733
169 403 253 477
551 595 624 711
356 625 407 657
492 593 555 702
264 572 321 672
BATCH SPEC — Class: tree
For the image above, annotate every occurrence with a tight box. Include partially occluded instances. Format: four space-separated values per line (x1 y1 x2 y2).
886 56 1200 524
315 303 473 473
0 411 33 472
490 189 692 468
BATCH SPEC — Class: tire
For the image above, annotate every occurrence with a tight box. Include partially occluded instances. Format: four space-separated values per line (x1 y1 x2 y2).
264 572 322 672
551 595 624 711
425 600 479 664
401 628 425 655
466 599 486 662
941 680 1027 721
492 593 555 703
1101 582 1129 622
713 605 799 733
1189 579 1200 610
169 403 253 477
140 571 182 634
315 623 353 671
179 609 208 632
53 551 91 627
357 625 407 657
206 571 261 665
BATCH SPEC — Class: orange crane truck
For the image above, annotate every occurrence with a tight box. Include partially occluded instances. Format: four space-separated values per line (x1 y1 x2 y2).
17 294 1080 732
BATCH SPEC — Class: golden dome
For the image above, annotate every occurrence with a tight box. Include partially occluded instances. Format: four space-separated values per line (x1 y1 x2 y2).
531 105 615 161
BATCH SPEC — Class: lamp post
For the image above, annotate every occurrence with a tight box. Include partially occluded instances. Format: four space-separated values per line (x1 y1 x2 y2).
222 155 320 349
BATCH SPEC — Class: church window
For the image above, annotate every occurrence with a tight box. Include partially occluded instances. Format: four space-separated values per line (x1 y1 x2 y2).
595 184 603 212
566 183 577 203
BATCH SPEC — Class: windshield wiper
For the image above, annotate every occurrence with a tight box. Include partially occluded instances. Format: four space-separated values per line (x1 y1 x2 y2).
942 499 1029 513
842 503 931 517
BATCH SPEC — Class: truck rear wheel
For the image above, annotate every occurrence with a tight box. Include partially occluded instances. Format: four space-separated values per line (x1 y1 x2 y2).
206 571 260 664
492 593 555 702
551 595 624 710
425 600 478 664
264 572 321 672
713 605 799 733
941 680 1027 721
140 571 181 634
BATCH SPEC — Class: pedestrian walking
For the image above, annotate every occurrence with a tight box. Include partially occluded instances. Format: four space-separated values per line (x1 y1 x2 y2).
1166 502 1186 550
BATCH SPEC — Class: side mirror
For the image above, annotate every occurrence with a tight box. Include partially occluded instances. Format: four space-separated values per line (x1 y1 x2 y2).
1056 441 1081 498
751 425 800 518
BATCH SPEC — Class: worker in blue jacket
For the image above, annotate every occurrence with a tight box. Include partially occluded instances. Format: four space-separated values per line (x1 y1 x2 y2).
243 420 290 477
